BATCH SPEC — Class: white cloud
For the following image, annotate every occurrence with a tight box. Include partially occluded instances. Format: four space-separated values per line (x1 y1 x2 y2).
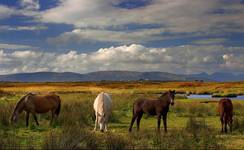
0 44 243 75
0 43 34 50
0 5 15 19
40 0 244 32
12 50 40 58
20 0 40 10
1 0 244 45
0 25 47 31
48 28 164 44
192 38 227 45
38 0 244 44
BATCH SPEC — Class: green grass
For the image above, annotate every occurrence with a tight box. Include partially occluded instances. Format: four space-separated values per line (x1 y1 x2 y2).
0 82 244 149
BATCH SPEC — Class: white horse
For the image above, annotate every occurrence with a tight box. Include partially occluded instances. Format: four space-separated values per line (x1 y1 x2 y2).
93 92 112 132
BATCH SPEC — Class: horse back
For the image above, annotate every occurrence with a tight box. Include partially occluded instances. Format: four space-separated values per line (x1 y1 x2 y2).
29 94 61 113
94 92 112 115
133 98 165 115
218 98 233 116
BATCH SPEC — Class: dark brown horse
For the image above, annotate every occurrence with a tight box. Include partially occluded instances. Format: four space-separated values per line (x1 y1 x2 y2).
11 92 61 126
129 90 175 132
218 98 233 133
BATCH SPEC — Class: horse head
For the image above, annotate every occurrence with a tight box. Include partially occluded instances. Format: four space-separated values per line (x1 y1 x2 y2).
11 95 27 124
10 111 18 123
168 90 176 105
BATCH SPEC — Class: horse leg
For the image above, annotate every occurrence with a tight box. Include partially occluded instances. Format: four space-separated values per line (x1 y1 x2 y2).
50 110 54 125
163 114 167 133
105 123 108 132
100 122 104 132
26 112 29 127
94 112 98 131
104 115 109 132
224 115 228 133
136 112 143 131
220 116 224 133
129 113 138 132
33 113 39 126
157 114 161 132
229 117 233 132
228 121 232 133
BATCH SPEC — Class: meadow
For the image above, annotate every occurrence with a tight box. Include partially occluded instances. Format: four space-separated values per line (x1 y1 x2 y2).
0 81 244 149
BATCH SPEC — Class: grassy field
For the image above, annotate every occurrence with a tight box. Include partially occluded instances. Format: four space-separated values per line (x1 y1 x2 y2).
0 81 244 149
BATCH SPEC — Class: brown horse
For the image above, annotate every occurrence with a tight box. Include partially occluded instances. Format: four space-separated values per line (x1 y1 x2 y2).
129 90 175 132
11 92 61 126
218 98 233 133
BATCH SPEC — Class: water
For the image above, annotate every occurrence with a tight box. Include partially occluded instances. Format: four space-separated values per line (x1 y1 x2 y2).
187 94 244 100
234 95 244 100
187 94 212 99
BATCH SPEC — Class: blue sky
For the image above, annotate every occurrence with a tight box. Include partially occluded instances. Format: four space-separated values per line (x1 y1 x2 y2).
0 0 243 75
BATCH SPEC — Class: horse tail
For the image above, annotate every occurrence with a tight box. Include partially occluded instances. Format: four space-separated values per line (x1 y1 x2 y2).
55 101 61 116
132 103 135 116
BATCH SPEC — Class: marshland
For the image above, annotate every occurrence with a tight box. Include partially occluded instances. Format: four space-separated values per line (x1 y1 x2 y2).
0 81 244 149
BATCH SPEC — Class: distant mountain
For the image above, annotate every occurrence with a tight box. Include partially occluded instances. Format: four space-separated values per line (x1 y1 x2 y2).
190 72 244 82
0 72 84 82
84 71 189 81
0 71 243 82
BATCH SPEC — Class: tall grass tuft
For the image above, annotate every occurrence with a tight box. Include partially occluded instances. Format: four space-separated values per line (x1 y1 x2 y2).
0 103 15 127
43 125 99 149
233 117 244 133
0 131 21 149
58 99 94 127
105 133 134 150
185 116 223 149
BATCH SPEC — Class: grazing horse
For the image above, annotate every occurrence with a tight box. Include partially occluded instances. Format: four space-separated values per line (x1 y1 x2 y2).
129 90 175 132
11 92 61 126
218 98 233 133
93 92 112 132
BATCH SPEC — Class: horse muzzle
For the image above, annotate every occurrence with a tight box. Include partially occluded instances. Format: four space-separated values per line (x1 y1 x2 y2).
171 102 174 105
10 115 17 123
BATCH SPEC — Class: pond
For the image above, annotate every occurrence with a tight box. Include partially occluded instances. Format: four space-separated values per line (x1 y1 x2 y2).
187 94 244 100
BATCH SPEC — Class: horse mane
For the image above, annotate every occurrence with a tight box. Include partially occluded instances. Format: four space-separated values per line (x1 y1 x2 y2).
13 93 31 113
159 91 169 100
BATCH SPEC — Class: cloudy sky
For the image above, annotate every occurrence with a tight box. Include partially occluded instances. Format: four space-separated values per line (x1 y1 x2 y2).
0 0 243 75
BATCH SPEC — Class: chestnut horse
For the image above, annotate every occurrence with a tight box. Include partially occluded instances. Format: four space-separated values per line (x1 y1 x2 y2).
11 92 61 126
218 98 233 133
129 90 175 132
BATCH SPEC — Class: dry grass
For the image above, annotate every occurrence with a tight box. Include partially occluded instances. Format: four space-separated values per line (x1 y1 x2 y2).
0 81 244 95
